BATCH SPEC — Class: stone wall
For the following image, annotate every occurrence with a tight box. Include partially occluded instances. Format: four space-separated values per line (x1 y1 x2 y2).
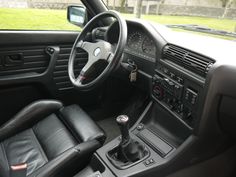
163 0 223 7
147 4 236 19
0 0 235 19
0 0 82 9
28 0 82 9
0 0 28 8
123 4 236 20
106 0 236 9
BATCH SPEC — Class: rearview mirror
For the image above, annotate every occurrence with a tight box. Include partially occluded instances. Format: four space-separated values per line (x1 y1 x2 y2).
67 5 88 27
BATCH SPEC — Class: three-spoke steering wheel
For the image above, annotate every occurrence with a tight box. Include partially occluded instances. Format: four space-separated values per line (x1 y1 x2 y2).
68 11 127 90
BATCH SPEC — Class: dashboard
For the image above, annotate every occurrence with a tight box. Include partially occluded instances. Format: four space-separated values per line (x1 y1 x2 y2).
106 19 236 140
91 17 236 177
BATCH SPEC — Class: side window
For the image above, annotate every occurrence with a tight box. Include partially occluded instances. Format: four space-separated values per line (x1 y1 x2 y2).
0 0 83 31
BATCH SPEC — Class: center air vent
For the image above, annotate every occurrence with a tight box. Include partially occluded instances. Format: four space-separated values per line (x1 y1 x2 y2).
163 45 214 77
53 45 88 91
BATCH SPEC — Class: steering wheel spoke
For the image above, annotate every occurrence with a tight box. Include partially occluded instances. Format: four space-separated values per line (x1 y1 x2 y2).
76 40 96 54
74 74 85 86
81 58 97 75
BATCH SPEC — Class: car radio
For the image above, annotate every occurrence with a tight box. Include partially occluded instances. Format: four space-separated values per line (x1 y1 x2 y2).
152 64 200 128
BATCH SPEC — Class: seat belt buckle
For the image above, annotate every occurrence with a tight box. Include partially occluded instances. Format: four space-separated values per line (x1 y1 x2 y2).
10 163 27 177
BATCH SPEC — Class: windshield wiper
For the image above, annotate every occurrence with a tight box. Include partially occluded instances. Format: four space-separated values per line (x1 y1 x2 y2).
167 24 236 39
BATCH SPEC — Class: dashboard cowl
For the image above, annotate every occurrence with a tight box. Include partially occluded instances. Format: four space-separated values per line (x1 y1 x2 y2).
163 44 215 77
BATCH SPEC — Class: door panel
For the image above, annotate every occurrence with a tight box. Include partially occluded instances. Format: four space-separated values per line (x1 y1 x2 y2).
0 31 101 124
0 31 78 46
0 46 50 76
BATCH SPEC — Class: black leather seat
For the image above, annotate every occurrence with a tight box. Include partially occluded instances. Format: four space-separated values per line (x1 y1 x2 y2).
0 100 106 177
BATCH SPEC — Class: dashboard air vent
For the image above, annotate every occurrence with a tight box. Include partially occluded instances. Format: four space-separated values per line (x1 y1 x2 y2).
163 45 214 77
53 45 88 91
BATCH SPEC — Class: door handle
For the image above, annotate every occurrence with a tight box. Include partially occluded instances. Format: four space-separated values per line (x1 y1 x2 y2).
3 54 23 67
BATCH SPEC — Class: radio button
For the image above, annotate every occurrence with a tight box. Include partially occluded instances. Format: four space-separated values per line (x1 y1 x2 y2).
170 72 175 79
177 77 184 84
163 68 169 74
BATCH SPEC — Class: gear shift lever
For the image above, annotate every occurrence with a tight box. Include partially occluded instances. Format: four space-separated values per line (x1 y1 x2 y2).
107 115 149 168
116 115 130 144
113 115 148 163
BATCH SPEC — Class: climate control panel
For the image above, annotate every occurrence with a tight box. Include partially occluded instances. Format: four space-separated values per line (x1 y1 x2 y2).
152 66 200 128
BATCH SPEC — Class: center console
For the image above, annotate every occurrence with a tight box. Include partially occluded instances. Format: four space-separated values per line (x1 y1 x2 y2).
153 60 204 128
74 45 208 177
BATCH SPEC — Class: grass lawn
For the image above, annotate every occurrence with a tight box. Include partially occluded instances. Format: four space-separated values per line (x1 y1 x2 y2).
0 8 235 34
0 8 79 31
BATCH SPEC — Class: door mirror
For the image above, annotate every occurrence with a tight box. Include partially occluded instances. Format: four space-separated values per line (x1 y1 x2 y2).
67 5 88 27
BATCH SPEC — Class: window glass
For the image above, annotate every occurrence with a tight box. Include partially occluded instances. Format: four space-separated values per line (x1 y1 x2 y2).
104 0 236 41
0 0 83 31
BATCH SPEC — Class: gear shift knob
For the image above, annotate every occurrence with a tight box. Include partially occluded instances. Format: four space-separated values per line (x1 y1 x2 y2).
116 115 130 143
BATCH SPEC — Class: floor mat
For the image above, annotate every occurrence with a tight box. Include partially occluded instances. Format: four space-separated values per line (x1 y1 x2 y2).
97 117 120 144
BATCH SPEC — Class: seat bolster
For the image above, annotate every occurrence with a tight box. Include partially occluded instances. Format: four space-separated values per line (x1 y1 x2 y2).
59 105 106 144
28 139 101 177
0 100 63 141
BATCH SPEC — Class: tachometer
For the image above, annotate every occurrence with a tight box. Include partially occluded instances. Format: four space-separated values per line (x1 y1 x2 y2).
142 37 156 56
128 32 142 50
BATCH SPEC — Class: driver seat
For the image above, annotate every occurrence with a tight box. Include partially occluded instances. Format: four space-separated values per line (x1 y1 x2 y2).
0 100 106 177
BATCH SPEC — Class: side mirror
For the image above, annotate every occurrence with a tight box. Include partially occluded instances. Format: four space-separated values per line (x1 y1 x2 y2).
67 5 88 27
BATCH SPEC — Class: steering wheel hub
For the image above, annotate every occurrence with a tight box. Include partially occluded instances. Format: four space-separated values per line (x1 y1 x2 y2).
94 47 101 57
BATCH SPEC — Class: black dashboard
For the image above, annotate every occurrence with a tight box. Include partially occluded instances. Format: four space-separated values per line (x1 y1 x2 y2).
116 21 205 129
106 19 236 140
119 18 236 139
56 14 236 177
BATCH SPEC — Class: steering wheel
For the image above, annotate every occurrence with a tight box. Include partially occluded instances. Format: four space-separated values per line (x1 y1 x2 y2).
68 11 127 90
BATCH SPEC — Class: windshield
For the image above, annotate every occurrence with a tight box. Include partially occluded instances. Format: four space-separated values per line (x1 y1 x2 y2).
104 0 236 41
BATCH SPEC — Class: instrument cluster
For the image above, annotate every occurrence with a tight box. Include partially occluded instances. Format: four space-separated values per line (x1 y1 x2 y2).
127 30 156 57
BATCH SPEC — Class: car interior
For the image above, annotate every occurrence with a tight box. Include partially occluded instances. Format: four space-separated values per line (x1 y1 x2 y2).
0 0 236 177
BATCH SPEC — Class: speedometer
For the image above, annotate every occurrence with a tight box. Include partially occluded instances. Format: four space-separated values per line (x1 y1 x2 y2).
142 37 156 56
128 32 142 50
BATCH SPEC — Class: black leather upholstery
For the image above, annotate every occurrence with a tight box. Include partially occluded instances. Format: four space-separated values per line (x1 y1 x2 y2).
0 100 62 142
59 105 106 143
0 100 106 177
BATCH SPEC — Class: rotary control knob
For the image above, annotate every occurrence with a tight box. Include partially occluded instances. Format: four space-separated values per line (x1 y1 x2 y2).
153 85 164 100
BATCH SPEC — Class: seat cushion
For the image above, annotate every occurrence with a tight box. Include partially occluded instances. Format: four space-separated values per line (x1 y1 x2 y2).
2 129 47 176
0 114 77 176
33 113 77 160
0 100 106 177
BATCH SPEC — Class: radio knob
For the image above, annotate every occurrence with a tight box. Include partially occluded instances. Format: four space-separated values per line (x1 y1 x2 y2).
183 108 192 120
153 85 164 100
168 81 174 87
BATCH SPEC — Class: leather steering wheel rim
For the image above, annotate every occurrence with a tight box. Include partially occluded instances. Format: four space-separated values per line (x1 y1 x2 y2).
68 10 127 90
